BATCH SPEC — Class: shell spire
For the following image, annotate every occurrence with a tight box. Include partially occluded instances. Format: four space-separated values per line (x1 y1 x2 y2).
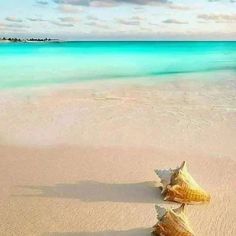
153 204 194 236
155 161 211 204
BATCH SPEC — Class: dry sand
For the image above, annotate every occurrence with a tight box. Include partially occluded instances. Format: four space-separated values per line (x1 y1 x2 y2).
0 72 236 235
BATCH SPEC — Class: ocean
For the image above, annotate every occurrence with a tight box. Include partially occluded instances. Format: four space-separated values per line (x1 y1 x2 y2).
0 41 236 89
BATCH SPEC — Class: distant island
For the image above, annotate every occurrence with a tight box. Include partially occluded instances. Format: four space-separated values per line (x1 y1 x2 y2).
0 37 59 43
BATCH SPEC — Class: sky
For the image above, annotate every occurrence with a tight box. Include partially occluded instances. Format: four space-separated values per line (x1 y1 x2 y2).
0 0 236 40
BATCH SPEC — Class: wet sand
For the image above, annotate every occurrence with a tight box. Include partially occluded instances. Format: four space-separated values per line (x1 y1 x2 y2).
0 72 236 235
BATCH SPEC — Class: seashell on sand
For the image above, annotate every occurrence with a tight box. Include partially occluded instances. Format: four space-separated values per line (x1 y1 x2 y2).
152 204 194 236
155 161 210 204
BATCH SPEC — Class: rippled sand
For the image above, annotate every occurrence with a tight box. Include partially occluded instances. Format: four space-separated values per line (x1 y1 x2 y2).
0 71 236 235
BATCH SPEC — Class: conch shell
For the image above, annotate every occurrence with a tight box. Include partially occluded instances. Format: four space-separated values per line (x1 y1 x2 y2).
153 204 194 236
155 161 210 204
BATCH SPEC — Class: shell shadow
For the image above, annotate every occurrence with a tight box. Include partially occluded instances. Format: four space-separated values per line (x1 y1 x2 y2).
17 180 163 204
43 228 151 236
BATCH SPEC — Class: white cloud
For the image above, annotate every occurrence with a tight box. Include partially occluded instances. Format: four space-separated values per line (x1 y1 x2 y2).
51 21 74 27
57 4 81 13
117 19 141 26
27 18 45 22
85 21 110 29
36 0 49 5
59 16 78 22
162 19 188 24
198 13 236 23
53 0 170 7
5 16 23 23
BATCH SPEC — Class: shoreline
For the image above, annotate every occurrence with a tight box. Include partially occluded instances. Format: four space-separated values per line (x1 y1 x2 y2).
0 69 235 92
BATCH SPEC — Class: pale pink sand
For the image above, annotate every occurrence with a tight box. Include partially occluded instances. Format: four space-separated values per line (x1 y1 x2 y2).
0 73 236 235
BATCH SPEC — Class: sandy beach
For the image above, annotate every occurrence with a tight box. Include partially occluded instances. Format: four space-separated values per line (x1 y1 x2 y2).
0 72 236 235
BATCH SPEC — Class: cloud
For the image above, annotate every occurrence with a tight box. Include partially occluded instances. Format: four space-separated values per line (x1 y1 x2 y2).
89 1 119 7
131 16 145 20
149 22 159 26
198 13 236 23
5 24 29 29
36 0 49 5
87 16 99 20
50 21 74 27
52 0 199 10
59 17 77 22
85 21 110 29
167 3 194 10
0 22 29 32
53 0 170 7
5 17 23 23
162 19 188 24
27 18 45 22
116 15 145 26
117 19 141 25
84 16 109 30
27 17 77 27
53 0 88 6
57 4 80 13
209 0 235 2
115 15 143 26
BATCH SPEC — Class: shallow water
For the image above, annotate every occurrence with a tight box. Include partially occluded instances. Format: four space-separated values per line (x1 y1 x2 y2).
0 41 236 88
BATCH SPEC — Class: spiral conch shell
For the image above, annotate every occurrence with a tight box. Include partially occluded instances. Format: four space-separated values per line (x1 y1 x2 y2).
155 161 210 204
153 204 194 236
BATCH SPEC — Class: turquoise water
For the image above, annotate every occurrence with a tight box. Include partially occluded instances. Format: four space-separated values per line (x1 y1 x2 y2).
0 41 236 88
